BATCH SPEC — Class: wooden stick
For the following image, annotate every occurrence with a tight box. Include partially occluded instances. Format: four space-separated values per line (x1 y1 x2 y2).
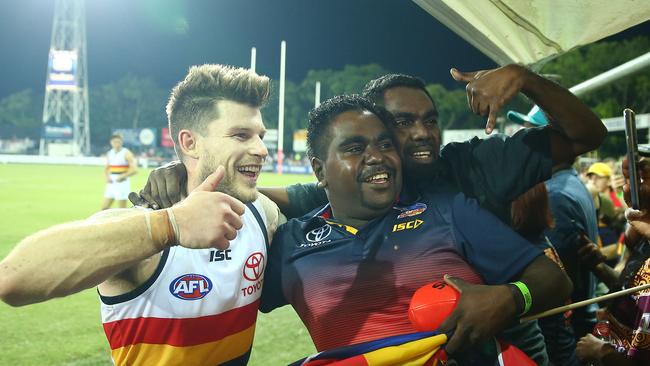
521 282 650 323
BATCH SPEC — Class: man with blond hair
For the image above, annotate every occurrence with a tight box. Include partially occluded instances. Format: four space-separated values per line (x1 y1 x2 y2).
0 64 282 366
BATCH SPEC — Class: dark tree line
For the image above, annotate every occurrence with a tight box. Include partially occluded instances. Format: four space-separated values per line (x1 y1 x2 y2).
0 37 648 157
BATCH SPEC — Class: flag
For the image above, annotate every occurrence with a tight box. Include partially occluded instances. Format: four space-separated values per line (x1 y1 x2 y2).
291 331 536 366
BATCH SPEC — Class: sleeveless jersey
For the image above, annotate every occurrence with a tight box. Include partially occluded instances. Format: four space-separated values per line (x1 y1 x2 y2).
100 200 269 366
107 148 131 175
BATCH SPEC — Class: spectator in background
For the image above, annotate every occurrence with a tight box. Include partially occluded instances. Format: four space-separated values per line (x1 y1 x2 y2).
102 134 138 210
586 162 626 262
510 182 583 366
575 158 650 365
604 157 627 209
508 106 600 360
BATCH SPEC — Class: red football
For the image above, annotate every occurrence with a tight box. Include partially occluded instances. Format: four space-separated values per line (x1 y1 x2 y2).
408 280 460 331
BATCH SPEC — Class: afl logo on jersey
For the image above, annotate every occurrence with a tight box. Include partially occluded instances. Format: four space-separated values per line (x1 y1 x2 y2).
169 274 213 300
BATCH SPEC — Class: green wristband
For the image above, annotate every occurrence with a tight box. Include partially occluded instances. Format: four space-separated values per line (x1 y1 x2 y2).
511 281 532 315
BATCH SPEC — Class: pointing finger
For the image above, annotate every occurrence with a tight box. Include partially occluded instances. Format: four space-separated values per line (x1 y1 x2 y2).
486 107 497 134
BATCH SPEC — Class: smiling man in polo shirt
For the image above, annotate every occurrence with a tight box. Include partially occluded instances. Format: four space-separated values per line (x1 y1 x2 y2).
259 94 572 360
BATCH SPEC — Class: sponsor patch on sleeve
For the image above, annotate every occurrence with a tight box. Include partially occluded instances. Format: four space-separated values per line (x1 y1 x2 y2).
396 202 427 219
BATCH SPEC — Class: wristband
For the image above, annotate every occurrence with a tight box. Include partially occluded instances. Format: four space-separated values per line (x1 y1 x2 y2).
147 210 176 250
510 281 532 315
166 208 181 245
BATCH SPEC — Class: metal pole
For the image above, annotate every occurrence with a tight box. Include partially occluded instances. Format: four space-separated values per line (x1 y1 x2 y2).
250 47 256 73
315 81 321 108
570 52 650 96
521 52 650 124
277 41 286 174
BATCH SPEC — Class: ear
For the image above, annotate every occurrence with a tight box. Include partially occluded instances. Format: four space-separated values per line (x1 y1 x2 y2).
311 157 327 189
178 129 199 160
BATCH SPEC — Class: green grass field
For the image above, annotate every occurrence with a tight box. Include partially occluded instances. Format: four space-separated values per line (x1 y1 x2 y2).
0 163 317 366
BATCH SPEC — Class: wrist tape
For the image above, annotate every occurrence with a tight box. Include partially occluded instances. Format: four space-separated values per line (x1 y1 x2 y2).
147 209 177 250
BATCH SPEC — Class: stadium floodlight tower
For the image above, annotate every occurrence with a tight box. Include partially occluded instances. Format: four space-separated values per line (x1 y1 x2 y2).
40 0 90 156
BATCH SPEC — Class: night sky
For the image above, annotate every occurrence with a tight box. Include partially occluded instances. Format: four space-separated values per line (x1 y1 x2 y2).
0 0 648 100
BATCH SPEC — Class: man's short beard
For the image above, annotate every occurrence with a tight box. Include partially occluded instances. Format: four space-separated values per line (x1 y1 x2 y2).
198 159 258 204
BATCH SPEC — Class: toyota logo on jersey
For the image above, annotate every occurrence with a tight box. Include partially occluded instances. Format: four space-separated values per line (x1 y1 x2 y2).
243 252 265 281
169 274 213 300
306 224 332 242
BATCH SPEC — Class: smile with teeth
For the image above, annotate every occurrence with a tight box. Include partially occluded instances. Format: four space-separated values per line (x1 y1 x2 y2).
237 165 261 176
411 151 431 158
365 172 390 183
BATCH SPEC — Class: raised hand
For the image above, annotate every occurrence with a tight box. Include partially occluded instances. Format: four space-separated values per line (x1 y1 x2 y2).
438 275 516 355
450 64 530 134
171 166 245 250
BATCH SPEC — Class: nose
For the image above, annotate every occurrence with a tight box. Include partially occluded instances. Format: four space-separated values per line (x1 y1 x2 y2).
251 135 268 160
411 120 433 141
364 145 384 165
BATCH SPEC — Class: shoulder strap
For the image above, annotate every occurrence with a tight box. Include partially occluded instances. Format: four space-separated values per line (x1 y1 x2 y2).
246 202 269 250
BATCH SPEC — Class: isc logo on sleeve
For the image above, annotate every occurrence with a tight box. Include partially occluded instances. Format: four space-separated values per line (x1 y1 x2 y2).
169 274 213 300
392 219 424 232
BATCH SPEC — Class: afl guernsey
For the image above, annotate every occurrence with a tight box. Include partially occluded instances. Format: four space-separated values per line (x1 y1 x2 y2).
107 148 131 176
100 200 269 366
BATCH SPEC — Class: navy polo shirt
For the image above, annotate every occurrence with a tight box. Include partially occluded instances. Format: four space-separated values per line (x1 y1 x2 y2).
260 190 543 351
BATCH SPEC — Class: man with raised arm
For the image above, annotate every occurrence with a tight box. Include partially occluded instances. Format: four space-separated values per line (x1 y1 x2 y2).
0 64 282 366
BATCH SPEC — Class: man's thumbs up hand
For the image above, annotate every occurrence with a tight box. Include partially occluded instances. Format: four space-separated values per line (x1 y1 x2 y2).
171 166 246 250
